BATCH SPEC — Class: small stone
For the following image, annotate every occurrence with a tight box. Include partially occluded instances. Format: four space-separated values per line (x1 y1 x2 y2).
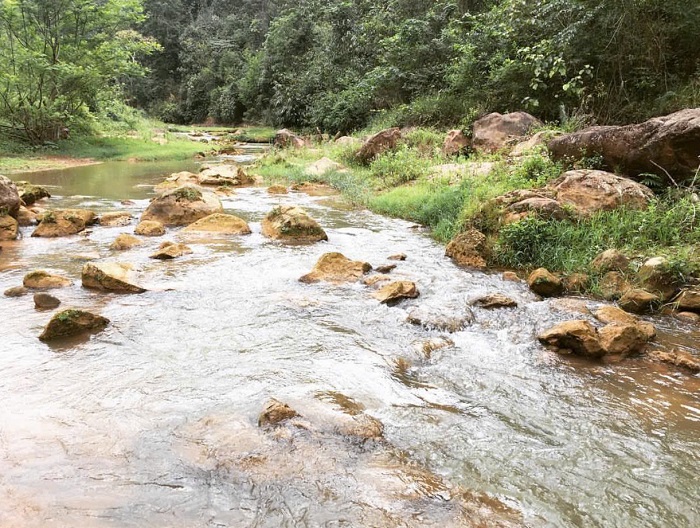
34 293 60 310
150 241 193 260
677 311 700 323
38 309 109 342
373 281 419 304
134 220 165 236
258 399 299 427
675 287 700 313
528 268 563 297
4 286 28 297
563 273 590 294
502 271 520 282
387 253 407 261
618 289 659 314
472 294 518 309
111 233 143 250
374 264 397 274
23 270 72 290
299 252 371 284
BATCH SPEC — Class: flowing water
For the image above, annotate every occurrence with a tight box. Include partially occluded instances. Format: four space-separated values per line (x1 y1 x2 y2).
1 158 699 527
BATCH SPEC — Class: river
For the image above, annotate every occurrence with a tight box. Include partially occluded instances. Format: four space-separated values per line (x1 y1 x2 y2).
1 157 698 527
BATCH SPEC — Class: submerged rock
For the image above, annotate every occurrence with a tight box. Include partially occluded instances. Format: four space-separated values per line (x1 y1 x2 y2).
363 275 392 287
299 252 371 284
262 205 327 243
528 268 563 297
356 128 401 164
31 209 96 238
82 262 146 294
150 241 193 260
258 398 299 427
134 220 165 236
407 309 472 333
99 211 133 227
472 294 518 309
373 281 419 304
110 233 143 250
34 293 60 310
648 350 700 373
182 213 251 235
445 229 488 268
338 413 384 440
0 215 18 240
538 320 604 358
23 270 72 290
141 185 223 227
38 309 109 342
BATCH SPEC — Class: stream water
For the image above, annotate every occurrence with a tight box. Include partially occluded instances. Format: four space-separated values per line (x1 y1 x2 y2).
0 157 698 527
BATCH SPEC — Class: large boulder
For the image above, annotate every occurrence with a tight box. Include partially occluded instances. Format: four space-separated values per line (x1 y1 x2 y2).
445 228 488 268
197 165 254 187
82 262 146 293
0 215 18 240
38 309 109 342
31 209 96 237
0 175 20 218
547 170 653 216
23 270 72 289
299 253 371 284
262 205 327 243
274 129 305 149
538 320 604 358
472 112 542 153
356 128 402 164
141 185 223 227
528 268 563 297
548 108 700 183
373 281 419 304
442 129 471 156
182 213 251 235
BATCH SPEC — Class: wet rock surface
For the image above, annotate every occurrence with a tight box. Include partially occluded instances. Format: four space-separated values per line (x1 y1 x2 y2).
262 205 328 243
528 268 563 297
374 281 420 304
141 185 223 226
299 252 371 284
38 309 109 342
150 241 193 260
134 219 166 236
81 262 146 293
31 209 96 237
34 292 61 310
111 233 143 250
445 229 487 268
182 213 251 235
23 270 72 289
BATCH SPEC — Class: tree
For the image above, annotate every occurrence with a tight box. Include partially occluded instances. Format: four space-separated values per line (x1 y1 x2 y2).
0 0 159 143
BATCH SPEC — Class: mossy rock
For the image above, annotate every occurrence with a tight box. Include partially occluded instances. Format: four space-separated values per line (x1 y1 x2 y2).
39 309 109 342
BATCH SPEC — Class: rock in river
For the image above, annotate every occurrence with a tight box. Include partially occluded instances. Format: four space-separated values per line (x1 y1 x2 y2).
262 205 327 243
0 175 21 218
99 211 133 227
34 293 61 310
0 215 18 241
373 281 419 304
472 294 518 309
39 309 109 342
300 252 372 284
538 320 604 358
150 241 193 260
258 398 299 427
134 220 165 236
182 213 251 235
445 228 488 268
110 233 143 250
23 270 72 289
141 185 223 227
31 209 96 238
82 262 146 294
528 268 563 297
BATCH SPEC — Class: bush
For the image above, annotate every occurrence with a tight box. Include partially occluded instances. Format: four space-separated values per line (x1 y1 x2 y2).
368 146 432 188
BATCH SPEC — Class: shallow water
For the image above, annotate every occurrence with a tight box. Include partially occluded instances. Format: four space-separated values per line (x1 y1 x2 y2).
1 160 699 527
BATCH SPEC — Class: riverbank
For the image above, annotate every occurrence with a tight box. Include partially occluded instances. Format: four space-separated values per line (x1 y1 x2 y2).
251 125 700 302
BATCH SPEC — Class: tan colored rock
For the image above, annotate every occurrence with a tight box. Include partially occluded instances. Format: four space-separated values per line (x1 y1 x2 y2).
407 309 472 332
335 136 359 146
593 306 656 340
262 205 327 243
472 294 517 309
445 229 488 268
306 157 345 177
99 211 133 227
141 185 222 227
598 323 650 355
528 268 563 297
197 165 254 187
638 256 681 301
150 241 192 260
387 253 407 261
4 286 28 297
563 273 590 293
547 170 653 216
548 108 700 183
182 213 251 235
675 287 700 313
363 275 392 287
299 252 371 284
134 220 165 236
274 129 305 149
472 112 542 153
502 271 520 282
648 350 700 373
356 128 402 163
677 311 700 323
538 320 604 357
154 171 199 193
17 183 50 205
618 289 659 314
82 262 146 294
0 215 18 240
591 249 630 273
111 233 143 250
267 185 288 195
39 309 109 342
34 293 60 310
31 209 96 238
290 181 339 196
442 129 470 156
599 271 631 300
17 206 38 226
23 270 72 290
258 398 299 427
0 175 20 218
373 281 419 304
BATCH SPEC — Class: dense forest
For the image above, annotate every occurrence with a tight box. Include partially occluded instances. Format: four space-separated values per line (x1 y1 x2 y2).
1 0 699 141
